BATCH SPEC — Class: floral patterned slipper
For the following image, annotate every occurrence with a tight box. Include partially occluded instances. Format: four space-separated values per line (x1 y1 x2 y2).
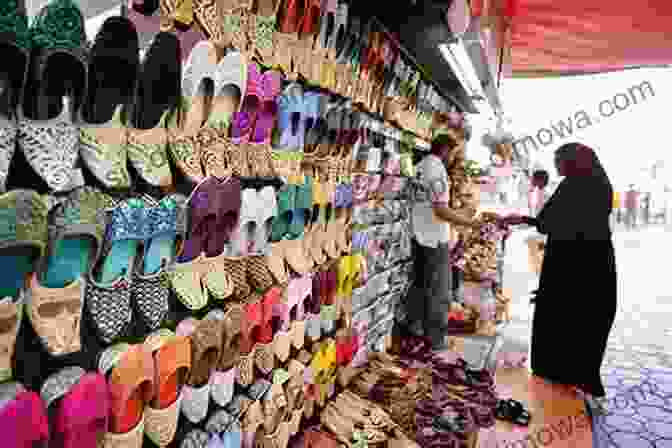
79 17 139 191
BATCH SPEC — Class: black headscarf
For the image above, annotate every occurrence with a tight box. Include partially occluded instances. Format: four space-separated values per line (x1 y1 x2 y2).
534 143 613 239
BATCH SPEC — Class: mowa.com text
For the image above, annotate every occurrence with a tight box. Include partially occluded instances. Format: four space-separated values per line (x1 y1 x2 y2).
513 81 655 154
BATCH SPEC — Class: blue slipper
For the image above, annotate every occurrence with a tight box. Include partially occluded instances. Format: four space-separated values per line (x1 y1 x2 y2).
42 188 112 287
98 198 147 283
141 194 187 274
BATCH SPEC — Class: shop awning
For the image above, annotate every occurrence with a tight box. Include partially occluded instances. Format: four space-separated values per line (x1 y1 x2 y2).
506 0 672 76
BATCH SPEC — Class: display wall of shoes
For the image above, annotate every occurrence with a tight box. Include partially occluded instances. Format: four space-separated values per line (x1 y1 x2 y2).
0 1 464 448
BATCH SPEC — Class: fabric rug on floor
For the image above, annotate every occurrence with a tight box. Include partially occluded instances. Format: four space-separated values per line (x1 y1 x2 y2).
590 349 672 448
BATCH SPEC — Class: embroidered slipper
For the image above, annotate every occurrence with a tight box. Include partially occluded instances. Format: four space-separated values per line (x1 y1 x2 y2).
218 304 244 371
127 31 181 191
14 0 87 193
144 330 191 447
51 371 110 448
0 298 22 383
250 0 280 64
171 40 218 184
98 198 149 284
0 189 48 300
221 4 251 54
79 17 139 191
42 187 111 288
27 271 83 357
1 389 49 448
240 400 264 448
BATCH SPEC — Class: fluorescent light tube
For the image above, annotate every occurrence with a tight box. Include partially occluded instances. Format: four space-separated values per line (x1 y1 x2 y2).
439 39 486 100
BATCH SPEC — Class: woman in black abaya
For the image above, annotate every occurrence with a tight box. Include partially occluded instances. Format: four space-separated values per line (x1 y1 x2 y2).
505 143 617 411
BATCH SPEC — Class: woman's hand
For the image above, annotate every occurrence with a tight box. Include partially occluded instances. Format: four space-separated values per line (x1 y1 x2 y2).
501 214 526 226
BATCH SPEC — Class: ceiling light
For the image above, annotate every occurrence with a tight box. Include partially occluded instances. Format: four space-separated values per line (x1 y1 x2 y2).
438 39 486 101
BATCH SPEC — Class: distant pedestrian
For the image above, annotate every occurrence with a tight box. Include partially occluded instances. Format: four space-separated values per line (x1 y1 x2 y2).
612 191 621 228
625 185 639 229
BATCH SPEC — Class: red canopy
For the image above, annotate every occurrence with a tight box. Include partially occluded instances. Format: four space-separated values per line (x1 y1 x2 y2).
507 0 672 76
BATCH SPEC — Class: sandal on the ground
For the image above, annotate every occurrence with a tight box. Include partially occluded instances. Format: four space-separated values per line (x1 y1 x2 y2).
495 398 531 426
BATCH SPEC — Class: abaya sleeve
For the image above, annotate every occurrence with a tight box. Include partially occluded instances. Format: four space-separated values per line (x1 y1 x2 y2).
523 176 611 239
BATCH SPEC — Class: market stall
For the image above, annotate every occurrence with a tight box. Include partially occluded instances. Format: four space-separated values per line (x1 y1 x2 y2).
0 0 545 446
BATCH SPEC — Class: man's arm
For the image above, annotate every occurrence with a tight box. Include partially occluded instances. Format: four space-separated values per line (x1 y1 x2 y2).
433 205 480 228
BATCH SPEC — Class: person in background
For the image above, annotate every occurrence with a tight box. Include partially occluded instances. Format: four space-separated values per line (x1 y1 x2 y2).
502 143 617 414
643 193 650 225
401 133 481 350
625 185 639 229
526 170 550 294
612 190 621 227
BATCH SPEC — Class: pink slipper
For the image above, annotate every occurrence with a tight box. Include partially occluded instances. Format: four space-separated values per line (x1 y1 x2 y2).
53 373 109 448
0 390 49 448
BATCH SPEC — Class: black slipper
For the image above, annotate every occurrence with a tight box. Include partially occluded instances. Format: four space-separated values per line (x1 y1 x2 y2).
83 16 140 124
496 399 532 426
23 0 88 121
131 31 181 130
0 0 30 117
